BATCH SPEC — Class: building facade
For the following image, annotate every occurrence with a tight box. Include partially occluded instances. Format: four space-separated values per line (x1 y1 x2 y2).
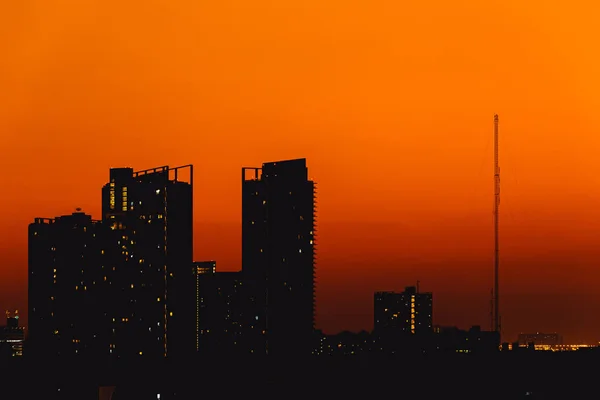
28 211 108 359
100 165 194 359
193 261 215 352
242 158 316 356
374 286 433 336
195 268 244 356
27 165 195 362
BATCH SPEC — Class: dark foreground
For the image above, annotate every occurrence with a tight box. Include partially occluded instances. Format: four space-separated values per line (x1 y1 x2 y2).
1 351 597 399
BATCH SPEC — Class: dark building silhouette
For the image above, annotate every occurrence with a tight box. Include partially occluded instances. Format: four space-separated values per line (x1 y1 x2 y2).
27 165 195 362
0 310 25 357
195 268 244 356
374 285 433 335
242 158 316 357
314 330 371 356
193 260 216 351
434 325 500 353
100 165 194 360
28 211 108 359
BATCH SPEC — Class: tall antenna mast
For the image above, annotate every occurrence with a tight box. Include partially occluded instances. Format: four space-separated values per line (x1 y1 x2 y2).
493 114 500 336
490 289 494 331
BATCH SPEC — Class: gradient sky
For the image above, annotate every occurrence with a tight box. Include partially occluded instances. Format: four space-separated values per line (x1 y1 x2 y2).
1 0 599 343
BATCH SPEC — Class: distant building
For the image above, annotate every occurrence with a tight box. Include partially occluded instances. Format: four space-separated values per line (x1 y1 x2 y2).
0 310 25 357
195 269 244 356
28 211 107 359
434 325 500 353
374 285 433 335
242 158 316 357
518 332 562 346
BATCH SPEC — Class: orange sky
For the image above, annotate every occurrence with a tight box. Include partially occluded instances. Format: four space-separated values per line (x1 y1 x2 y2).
1 0 600 343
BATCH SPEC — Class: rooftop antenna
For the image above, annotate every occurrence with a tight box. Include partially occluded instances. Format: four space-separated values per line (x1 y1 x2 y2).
493 114 501 337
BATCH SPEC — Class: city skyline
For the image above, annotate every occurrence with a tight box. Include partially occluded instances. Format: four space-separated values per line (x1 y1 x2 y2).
3 153 598 345
3 1 600 344
21 159 506 365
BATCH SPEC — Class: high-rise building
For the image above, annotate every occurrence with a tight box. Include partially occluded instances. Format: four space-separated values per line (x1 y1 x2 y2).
242 158 316 356
374 286 433 335
0 310 25 357
27 165 195 362
100 165 194 359
28 211 108 359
